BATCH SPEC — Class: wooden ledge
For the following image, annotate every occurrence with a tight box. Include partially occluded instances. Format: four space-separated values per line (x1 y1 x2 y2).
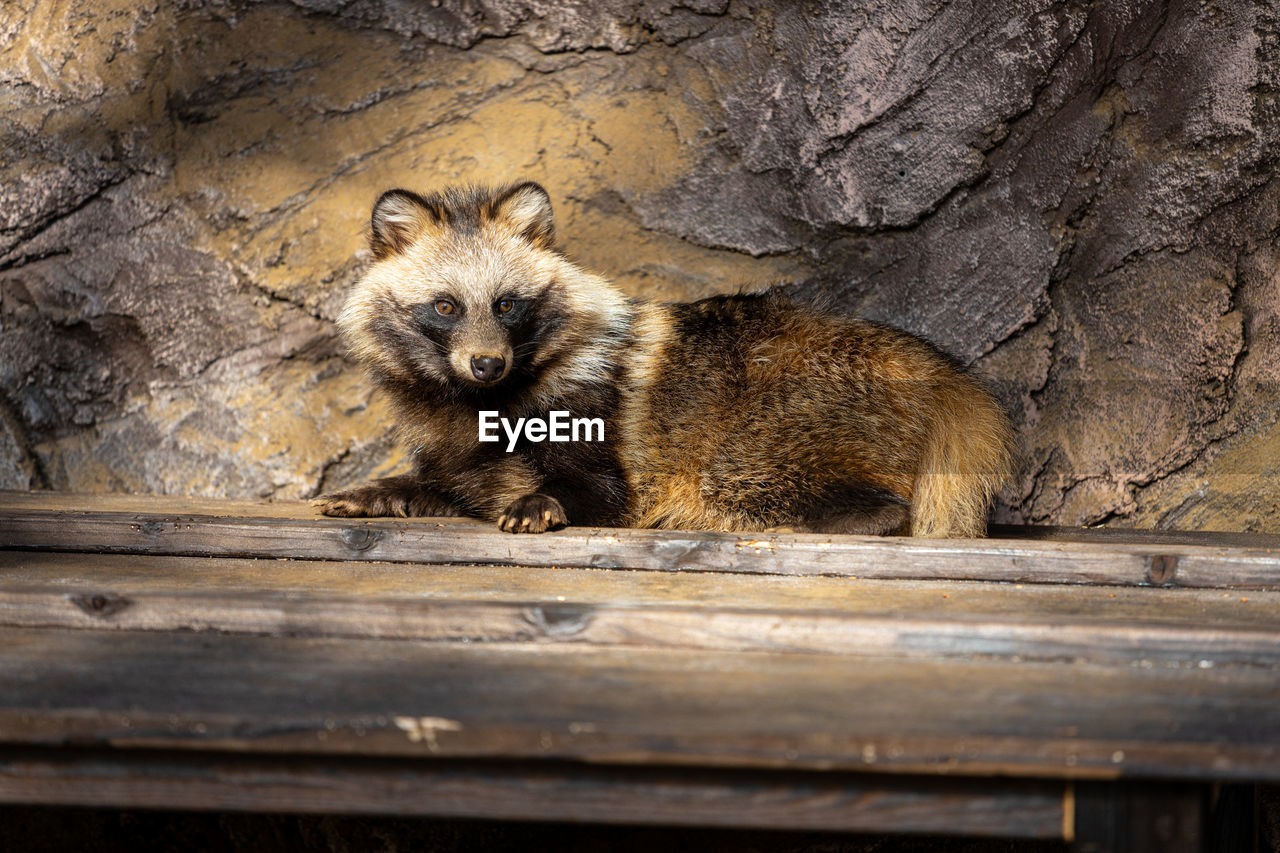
2 491 1278 589
0 491 1277 842
0 747 1070 839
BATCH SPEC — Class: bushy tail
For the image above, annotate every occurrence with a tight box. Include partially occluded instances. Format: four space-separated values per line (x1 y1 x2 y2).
910 379 1015 538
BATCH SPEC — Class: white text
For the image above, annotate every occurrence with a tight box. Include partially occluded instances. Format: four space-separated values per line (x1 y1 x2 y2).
478 410 605 452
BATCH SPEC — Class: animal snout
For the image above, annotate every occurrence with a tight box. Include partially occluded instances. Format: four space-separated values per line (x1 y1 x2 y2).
471 354 506 382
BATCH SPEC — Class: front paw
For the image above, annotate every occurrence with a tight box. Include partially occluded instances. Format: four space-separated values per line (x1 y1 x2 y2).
314 488 385 518
313 478 455 518
497 493 568 533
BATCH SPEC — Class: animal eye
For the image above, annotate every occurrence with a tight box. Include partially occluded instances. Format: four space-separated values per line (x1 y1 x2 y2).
496 299 514 315
435 300 455 316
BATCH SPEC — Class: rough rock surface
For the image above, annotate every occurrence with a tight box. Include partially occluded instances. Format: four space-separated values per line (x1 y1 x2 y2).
2 0 1278 531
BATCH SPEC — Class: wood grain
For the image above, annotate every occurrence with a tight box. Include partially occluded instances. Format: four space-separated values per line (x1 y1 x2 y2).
2 552 1278 667
2 491 1277 837
1 626 1277 781
3 492 1279 589
6 551 1276 626
0 748 1069 837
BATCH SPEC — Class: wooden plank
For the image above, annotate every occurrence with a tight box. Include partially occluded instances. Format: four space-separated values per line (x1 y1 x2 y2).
0 747 1068 837
6 551 1278 628
992 524 1280 550
6 492 1273 549
6 585 1274 666
2 552 1278 667
3 492 1279 589
0 491 334 518
0 627 1277 781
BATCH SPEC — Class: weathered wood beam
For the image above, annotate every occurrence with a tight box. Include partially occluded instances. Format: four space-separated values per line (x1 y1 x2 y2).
3 492 1278 589
1 552 1277 667
0 747 1070 837
1 627 1277 781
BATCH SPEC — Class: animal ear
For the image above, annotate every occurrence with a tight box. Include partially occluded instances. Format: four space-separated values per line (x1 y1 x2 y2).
488 182 554 248
370 189 441 258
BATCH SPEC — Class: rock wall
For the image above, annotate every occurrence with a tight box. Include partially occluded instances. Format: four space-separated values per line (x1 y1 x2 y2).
2 0 1277 531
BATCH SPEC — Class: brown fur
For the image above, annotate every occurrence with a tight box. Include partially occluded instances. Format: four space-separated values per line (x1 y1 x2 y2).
316 182 1015 537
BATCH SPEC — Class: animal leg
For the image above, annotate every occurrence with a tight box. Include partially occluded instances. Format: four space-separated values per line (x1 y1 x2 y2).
315 475 461 518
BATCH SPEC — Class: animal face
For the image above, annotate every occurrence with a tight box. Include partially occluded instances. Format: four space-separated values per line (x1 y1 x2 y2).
338 183 571 391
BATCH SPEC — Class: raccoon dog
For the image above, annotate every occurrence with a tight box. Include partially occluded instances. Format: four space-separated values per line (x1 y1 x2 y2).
317 182 1014 537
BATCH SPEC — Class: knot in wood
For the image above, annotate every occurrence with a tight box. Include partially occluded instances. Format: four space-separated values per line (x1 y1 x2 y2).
523 604 593 637
340 527 383 552
1145 554 1179 586
70 592 132 619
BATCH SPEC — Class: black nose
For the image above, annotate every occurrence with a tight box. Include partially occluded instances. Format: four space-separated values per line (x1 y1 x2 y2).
470 355 506 382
